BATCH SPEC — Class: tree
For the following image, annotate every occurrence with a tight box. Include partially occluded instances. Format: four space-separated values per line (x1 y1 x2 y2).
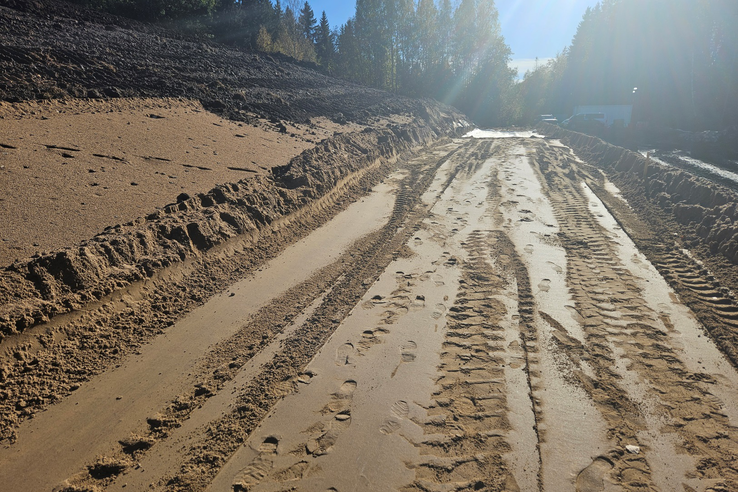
298 1 318 43
315 11 336 70
336 18 363 82
273 6 317 62
415 0 438 72
210 0 277 48
355 0 391 89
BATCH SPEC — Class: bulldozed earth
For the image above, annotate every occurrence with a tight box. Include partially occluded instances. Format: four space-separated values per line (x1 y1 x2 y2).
2 2 738 491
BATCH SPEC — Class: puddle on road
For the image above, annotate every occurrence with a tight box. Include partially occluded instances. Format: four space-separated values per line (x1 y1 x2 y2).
640 148 738 190
464 128 545 139
602 176 627 203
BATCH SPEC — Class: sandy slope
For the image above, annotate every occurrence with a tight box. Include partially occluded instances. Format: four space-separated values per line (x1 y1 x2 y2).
0 97 358 266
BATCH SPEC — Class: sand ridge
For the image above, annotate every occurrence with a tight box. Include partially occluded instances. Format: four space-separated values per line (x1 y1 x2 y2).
0 97 353 266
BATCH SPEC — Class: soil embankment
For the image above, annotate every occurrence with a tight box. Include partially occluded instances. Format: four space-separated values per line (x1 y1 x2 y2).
0 97 334 266
539 123 738 265
0 0 468 445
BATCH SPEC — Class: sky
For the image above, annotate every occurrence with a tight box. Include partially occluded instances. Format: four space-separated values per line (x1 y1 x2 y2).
303 0 601 79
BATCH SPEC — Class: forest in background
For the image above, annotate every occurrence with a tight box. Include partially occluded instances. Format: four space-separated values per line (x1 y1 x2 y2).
63 0 738 130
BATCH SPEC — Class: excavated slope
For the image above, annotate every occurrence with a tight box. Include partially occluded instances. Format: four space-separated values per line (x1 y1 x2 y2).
539 123 738 265
0 0 470 339
1 111 467 340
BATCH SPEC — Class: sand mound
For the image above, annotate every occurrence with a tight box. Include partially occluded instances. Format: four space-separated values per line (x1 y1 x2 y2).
0 102 467 342
539 123 738 265
0 97 350 266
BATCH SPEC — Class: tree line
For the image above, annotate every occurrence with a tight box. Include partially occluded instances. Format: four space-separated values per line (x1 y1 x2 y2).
510 0 738 130
68 0 738 130
67 0 515 127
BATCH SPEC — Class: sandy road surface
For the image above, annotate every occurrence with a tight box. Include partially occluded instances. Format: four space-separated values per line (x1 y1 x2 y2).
2 134 738 491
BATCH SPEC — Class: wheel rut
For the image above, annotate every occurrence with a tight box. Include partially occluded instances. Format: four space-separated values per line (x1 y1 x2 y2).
402 229 537 492
529 139 738 491
10 136 738 492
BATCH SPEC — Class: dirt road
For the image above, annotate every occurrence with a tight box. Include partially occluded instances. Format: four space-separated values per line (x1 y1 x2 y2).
2 133 738 491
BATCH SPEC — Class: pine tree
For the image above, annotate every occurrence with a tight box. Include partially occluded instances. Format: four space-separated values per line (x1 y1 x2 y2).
315 11 336 70
298 1 318 44
415 0 438 72
336 18 362 82
355 0 391 89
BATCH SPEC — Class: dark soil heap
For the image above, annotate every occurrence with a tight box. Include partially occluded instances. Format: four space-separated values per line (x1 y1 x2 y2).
0 1 469 340
0 0 429 124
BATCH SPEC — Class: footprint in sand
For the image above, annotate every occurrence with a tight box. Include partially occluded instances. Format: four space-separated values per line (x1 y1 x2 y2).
432 273 445 286
443 256 458 267
307 381 357 456
566 305 585 324
419 270 435 282
271 460 310 481
379 419 401 435
524 244 534 253
390 342 418 378
409 295 426 311
357 328 389 352
538 279 551 292
232 436 279 491
361 294 385 310
431 303 446 319
335 343 355 366
390 400 410 419
400 341 418 362
334 380 357 399
381 399 412 435
547 260 564 274
297 370 316 384
576 456 614 492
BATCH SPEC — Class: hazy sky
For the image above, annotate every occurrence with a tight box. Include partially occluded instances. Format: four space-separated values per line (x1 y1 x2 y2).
305 0 600 78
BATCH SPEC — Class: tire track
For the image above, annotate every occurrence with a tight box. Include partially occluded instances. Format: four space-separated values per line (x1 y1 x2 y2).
530 140 738 491
402 228 539 492
654 251 738 363
90 141 469 492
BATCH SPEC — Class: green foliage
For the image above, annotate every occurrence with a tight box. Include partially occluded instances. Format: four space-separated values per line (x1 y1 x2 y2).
511 0 738 129
298 1 317 43
271 5 317 62
337 0 514 125
315 11 336 71
336 19 363 82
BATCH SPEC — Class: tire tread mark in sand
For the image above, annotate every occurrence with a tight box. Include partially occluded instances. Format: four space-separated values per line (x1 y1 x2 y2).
0 136 423 446
653 251 738 363
532 140 738 490
155 140 469 491
402 230 528 492
533 144 663 490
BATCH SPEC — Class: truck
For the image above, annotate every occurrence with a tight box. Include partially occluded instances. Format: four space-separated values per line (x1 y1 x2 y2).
572 105 633 127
